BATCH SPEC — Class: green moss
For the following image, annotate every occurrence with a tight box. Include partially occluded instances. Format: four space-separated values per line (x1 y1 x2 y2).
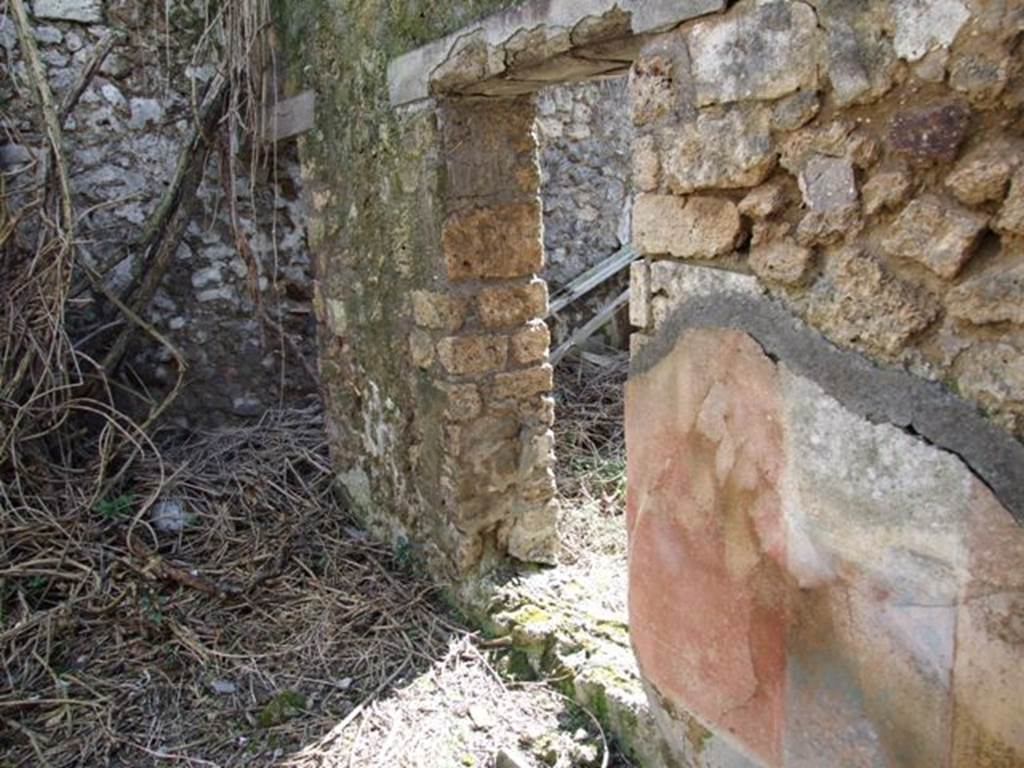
258 690 307 728
505 604 554 626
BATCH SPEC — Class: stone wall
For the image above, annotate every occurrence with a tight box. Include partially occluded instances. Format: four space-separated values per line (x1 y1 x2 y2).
537 75 633 348
275 0 540 589
628 0 1024 435
536 75 631 288
284 0 721 588
1 0 316 427
624 1 1024 765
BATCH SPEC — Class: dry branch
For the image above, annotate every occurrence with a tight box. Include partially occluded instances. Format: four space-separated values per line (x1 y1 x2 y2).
101 74 230 375
58 29 122 125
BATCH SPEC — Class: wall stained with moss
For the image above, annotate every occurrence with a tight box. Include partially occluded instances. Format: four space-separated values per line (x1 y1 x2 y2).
272 0 521 581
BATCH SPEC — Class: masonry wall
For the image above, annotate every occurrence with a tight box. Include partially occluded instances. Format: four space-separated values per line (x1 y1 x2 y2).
537 75 631 288
2 0 316 427
537 75 633 348
628 0 1024 435
623 1 1024 765
274 0 556 589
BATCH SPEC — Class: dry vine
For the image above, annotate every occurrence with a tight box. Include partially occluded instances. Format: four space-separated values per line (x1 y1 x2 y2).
0 0 331 764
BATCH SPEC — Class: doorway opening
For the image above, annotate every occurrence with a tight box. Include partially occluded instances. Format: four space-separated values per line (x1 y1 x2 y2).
535 75 634 620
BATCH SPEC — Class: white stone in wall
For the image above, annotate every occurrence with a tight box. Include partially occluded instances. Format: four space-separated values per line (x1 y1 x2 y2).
687 1 820 106
32 0 103 24
33 25 63 44
0 17 16 50
892 0 970 62
128 98 164 130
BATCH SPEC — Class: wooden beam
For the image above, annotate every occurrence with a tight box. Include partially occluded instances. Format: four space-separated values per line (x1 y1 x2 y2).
551 288 630 364
547 246 637 317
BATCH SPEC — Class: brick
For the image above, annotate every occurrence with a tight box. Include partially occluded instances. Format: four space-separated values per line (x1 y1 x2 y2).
478 281 548 329
511 321 550 364
437 335 508 375
443 202 543 280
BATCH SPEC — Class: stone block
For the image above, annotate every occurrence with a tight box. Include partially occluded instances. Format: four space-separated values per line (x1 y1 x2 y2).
687 1 820 107
629 260 652 329
409 330 435 368
437 335 508 376
411 290 469 331
749 240 814 286
632 134 660 192
892 0 970 62
887 102 972 165
955 343 1024 432
32 0 102 23
913 48 951 83
947 259 1024 326
478 280 548 329
823 21 896 107
808 247 940 358
996 170 1024 235
506 498 558 565
663 104 776 193
862 169 913 215
945 145 1017 205
770 91 821 133
949 43 1013 103
628 32 692 127
442 203 543 280
738 179 788 220
491 365 553 401
441 383 483 423
509 393 556 427
799 155 858 212
633 194 740 259
510 321 550 365
440 98 538 205
779 120 854 175
795 204 863 247
882 195 987 279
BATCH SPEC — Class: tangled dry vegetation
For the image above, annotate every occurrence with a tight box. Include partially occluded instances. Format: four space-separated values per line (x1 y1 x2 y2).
552 348 629 572
2 410 476 766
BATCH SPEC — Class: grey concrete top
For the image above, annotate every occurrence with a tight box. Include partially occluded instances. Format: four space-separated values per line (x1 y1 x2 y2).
632 270 1024 525
387 0 725 106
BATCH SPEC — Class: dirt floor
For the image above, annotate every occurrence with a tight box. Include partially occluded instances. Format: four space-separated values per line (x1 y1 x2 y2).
1 354 630 768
